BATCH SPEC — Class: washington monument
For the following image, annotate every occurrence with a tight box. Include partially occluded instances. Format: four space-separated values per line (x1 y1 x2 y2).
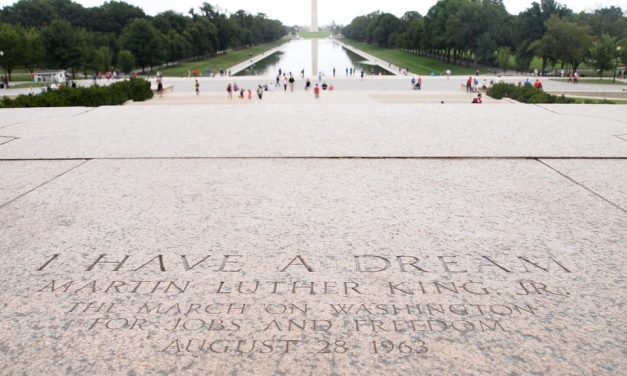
311 0 319 32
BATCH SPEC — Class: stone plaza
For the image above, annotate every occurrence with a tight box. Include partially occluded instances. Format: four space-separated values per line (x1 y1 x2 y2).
0 88 626 374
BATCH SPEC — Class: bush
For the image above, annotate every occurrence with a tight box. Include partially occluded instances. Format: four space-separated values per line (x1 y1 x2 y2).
487 83 575 104
0 78 153 108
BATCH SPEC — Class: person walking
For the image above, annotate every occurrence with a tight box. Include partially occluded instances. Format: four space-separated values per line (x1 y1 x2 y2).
157 78 163 97
533 79 543 89
227 83 233 99
257 85 264 100
466 76 473 92
305 78 311 91
194 80 200 95
333 67 336 77
314 83 320 99
283 75 288 92
289 75 295 92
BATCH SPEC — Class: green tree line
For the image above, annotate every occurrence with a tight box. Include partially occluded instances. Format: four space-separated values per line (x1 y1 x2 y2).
0 0 286 79
343 0 627 76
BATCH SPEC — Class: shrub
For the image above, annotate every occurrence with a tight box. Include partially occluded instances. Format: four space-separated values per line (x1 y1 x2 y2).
0 78 153 108
486 83 515 99
487 83 575 104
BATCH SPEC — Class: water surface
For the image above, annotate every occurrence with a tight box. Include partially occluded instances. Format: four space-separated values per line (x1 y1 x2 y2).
236 38 389 77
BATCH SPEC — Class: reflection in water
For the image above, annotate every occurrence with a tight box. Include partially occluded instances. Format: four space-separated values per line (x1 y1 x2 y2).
237 52 283 76
236 38 389 77
312 39 318 76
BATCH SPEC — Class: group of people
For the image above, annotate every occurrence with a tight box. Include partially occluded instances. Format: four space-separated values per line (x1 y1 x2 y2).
567 71 580 83
91 71 119 84
188 68 230 78
411 76 423 90
191 67 336 100
519 78 543 89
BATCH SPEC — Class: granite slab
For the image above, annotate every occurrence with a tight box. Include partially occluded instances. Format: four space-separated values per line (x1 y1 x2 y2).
0 107 91 129
0 103 626 159
0 160 87 206
540 159 627 212
0 159 625 375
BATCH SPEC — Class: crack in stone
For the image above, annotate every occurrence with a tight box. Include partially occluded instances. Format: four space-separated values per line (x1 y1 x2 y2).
537 159 627 215
72 108 98 118
0 122 22 130
0 136 18 146
0 159 91 210
535 104 627 125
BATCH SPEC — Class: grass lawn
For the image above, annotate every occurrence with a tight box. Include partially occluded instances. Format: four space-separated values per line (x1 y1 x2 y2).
298 31 332 39
156 40 287 77
6 82 48 89
551 78 627 85
569 97 627 104
342 39 476 75
4 71 34 82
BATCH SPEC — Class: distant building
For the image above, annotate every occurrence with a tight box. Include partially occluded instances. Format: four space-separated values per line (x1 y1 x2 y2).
33 70 66 83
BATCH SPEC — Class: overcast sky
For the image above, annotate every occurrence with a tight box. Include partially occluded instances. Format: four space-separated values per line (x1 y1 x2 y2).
0 0 625 25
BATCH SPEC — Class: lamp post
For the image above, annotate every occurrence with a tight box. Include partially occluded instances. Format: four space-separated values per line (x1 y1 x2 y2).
613 46 622 83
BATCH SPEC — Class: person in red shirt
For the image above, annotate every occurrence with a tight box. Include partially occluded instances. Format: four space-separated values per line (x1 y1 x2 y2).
472 93 483 104
534 79 543 89
314 84 320 99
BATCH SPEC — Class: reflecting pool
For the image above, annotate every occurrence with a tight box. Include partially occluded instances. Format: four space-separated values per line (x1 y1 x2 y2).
236 38 390 77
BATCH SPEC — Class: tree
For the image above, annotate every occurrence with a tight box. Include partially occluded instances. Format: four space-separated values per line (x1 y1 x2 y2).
497 47 512 73
582 7 627 39
185 18 218 59
514 48 533 73
534 16 594 72
41 20 88 77
1 0 57 27
87 1 145 35
87 45 112 73
116 49 134 74
162 30 191 64
153 10 191 35
372 13 401 47
0 23 23 79
120 19 163 72
589 34 618 79
515 0 573 74
20 26 43 73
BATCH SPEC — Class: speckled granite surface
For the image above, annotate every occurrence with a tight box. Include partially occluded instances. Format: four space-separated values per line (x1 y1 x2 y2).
0 160 86 206
0 103 626 158
1 158 625 375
